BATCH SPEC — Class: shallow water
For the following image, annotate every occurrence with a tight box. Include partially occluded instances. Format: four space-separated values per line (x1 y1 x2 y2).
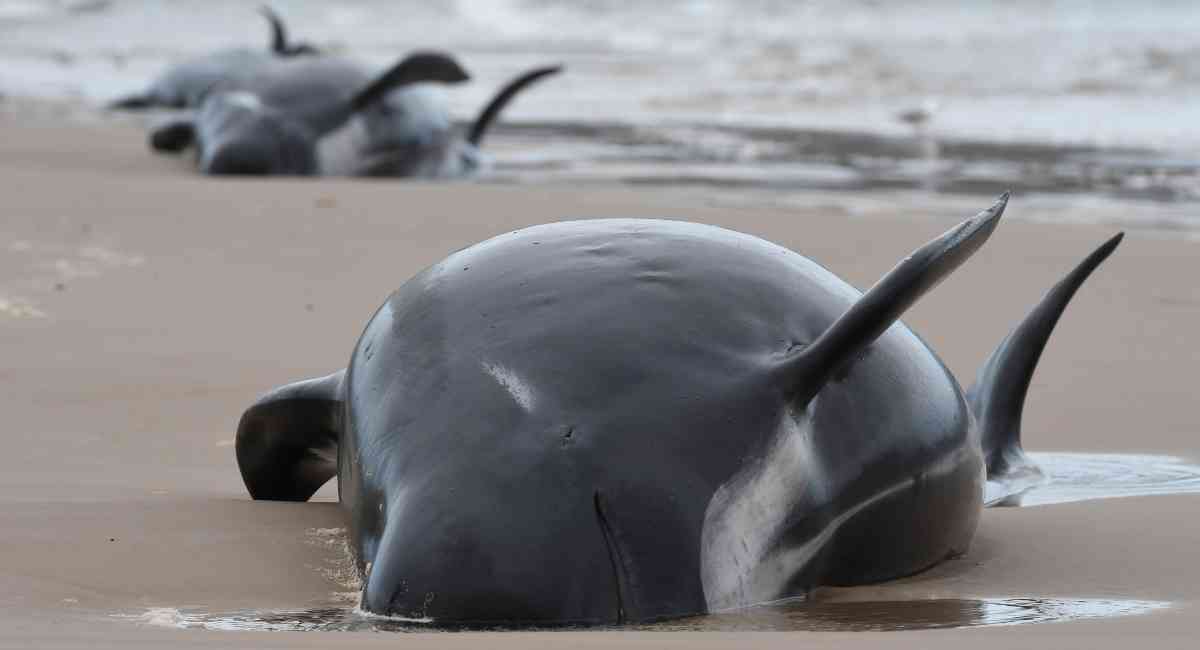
3 1 1200 224
1017 452 1200 507
110 451 1197 634
123 598 1168 633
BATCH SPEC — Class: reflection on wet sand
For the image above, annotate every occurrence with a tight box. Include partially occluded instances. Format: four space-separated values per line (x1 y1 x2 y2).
123 597 1167 633
115 452 1195 634
665 597 1168 632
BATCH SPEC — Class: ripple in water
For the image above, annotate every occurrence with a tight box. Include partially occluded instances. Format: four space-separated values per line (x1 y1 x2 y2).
123 598 1166 633
1015 452 1200 507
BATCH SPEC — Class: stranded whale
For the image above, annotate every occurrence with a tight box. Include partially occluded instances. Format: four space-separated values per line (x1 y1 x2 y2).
343 65 563 178
234 195 1123 624
147 52 471 175
148 58 560 178
108 5 319 110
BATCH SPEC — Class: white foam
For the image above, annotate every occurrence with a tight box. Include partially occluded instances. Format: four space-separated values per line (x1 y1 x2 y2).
133 607 189 629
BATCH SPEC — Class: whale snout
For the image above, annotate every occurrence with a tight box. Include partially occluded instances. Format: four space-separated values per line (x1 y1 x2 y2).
362 486 622 626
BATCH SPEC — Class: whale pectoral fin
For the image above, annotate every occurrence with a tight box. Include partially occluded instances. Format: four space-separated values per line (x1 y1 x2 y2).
149 118 196 153
970 233 1124 506
235 370 345 501
776 193 1008 404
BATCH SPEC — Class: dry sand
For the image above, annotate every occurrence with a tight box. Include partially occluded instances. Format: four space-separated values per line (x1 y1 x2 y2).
1 121 1199 648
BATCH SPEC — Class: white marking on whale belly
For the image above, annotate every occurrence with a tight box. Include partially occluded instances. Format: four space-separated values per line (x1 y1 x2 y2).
701 409 960 612
482 362 535 411
700 407 827 611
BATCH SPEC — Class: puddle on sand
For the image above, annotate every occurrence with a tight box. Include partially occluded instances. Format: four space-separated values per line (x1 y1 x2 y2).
122 597 1166 633
116 452 1195 634
656 598 1169 632
1015 452 1200 507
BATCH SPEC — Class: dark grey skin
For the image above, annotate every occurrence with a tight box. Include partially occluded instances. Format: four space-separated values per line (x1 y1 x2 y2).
108 5 319 110
235 195 1123 625
149 52 471 176
346 65 564 178
150 56 559 178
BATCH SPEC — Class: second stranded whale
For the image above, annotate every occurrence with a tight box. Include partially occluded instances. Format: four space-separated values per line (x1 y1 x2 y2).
233 195 1123 625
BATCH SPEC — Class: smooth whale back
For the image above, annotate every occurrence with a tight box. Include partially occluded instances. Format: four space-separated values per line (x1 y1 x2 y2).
109 6 318 110
150 53 470 176
340 219 977 622
349 65 563 178
211 57 370 135
235 200 1124 625
136 49 278 109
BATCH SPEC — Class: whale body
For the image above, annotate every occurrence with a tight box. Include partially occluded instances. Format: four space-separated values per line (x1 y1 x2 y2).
235 196 1122 624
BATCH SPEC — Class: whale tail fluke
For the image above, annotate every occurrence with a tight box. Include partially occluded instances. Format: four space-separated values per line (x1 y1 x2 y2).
776 193 1008 405
235 370 345 501
969 232 1123 506
467 65 562 147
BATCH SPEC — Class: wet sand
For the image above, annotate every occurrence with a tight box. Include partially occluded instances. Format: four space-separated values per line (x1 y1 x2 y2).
2 121 1199 648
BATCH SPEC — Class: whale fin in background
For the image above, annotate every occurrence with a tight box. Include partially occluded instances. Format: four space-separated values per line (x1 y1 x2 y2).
259 5 321 57
467 65 562 147
349 51 471 112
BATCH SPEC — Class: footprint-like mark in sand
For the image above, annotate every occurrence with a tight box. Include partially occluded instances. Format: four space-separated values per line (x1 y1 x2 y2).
1 238 144 319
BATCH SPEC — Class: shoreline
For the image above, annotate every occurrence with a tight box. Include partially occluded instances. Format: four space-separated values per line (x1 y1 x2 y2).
1 120 1199 648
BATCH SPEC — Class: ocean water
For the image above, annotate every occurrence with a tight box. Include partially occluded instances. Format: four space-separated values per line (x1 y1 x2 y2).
3 1 1200 224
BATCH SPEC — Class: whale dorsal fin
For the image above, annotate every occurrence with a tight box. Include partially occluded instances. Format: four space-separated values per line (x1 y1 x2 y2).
349 51 471 111
301 52 470 135
259 5 289 54
777 194 1008 404
970 232 1123 505
235 369 345 501
467 65 562 147
259 5 320 57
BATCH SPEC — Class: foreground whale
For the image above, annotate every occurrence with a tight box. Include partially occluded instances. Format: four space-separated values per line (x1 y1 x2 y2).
235 195 1123 624
108 5 318 110
148 52 471 175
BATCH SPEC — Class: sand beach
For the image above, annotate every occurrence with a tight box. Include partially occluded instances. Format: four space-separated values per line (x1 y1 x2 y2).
2 118 1199 647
